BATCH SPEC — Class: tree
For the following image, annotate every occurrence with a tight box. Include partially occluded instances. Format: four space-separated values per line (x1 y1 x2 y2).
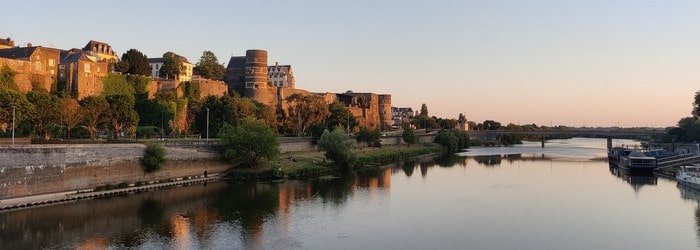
102 73 135 96
79 96 109 139
26 91 62 140
219 118 279 168
159 52 185 80
141 143 166 173
327 101 358 133
403 126 417 146
356 126 381 148
0 90 31 133
317 129 356 168
106 94 139 139
62 97 83 140
434 129 458 153
193 50 225 80
116 49 151 76
285 93 330 137
694 91 700 118
0 65 18 91
420 103 429 117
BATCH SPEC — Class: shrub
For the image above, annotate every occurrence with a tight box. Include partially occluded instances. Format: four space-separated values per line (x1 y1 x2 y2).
142 143 166 173
317 129 356 168
219 117 279 168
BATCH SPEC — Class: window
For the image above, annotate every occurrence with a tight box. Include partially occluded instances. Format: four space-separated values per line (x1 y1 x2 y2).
48 59 55 67
97 66 100 73
84 63 91 73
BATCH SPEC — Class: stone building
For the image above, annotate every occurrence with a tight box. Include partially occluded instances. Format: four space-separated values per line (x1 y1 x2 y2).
58 49 108 99
82 40 118 62
319 91 392 130
0 37 15 49
268 62 294 88
148 56 193 81
392 107 414 128
0 45 61 93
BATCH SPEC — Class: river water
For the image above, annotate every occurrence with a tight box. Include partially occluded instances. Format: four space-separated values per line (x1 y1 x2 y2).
1 138 699 249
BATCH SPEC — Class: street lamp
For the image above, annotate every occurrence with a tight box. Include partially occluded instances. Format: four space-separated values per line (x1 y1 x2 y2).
161 111 164 139
206 107 210 141
11 104 16 145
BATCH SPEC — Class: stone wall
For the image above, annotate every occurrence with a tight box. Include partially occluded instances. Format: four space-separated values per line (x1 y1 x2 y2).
0 144 230 199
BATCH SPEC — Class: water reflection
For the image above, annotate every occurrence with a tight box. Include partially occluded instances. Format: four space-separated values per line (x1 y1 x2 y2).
608 165 658 192
677 185 700 245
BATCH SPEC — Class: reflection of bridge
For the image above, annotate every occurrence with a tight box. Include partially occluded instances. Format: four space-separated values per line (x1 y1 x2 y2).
466 129 666 148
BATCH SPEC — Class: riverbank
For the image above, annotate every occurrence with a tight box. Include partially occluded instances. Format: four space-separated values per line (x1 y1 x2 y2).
225 144 443 180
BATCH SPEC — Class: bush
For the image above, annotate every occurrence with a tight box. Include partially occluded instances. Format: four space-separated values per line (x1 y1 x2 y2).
219 117 279 168
317 129 356 168
142 143 166 173
434 129 458 153
356 126 381 148
402 126 417 146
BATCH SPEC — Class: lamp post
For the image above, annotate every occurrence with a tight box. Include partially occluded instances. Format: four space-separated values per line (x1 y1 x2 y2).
206 107 210 141
11 104 16 145
346 111 350 136
161 111 164 139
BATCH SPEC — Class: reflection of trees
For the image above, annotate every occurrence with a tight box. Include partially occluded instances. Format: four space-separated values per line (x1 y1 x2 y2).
310 174 356 205
677 184 700 245
213 182 279 249
138 199 164 228
402 160 416 177
473 155 502 166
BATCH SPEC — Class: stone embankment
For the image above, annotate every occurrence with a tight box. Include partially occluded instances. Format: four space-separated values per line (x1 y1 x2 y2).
0 143 229 200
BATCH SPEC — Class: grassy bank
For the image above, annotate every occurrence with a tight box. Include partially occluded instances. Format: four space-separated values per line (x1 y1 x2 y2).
225 144 442 181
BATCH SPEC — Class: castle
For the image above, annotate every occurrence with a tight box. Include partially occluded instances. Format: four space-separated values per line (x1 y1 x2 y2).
224 49 392 130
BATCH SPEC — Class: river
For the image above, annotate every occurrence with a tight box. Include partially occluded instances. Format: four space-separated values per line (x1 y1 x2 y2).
1 138 699 249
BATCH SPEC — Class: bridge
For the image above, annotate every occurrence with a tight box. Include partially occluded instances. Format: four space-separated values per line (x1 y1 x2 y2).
465 129 666 149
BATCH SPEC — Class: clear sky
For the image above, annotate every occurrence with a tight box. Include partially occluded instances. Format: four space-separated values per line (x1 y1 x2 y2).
2 0 699 127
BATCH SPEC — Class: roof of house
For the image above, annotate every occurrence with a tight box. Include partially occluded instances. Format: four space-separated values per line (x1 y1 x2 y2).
60 50 99 64
0 47 39 60
148 58 166 64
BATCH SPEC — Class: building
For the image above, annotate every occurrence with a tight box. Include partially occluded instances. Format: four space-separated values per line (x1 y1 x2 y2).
148 56 193 81
318 91 393 130
0 37 15 49
0 45 61 93
58 49 108 99
82 40 118 62
268 62 294 88
392 107 414 128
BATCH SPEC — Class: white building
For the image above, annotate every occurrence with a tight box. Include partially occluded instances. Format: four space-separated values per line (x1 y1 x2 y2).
148 57 193 81
267 62 294 88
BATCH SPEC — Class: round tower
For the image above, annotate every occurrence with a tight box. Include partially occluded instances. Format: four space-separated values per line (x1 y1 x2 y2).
244 50 268 99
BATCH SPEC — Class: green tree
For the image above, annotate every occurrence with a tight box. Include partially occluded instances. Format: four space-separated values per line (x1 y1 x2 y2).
142 143 166 173
402 126 417 146
102 73 135 96
106 94 139 138
317 129 356 168
135 98 172 135
0 65 18 91
193 50 225 80
219 118 279 168
0 90 31 134
285 93 330 137
116 49 151 76
434 129 458 153
454 130 470 149
62 97 82 140
126 74 153 100
79 96 110 139
693 91 700 118
356 126 381 148
420 103 429 117
159 52 185 80
327 101 358 133
26 91 62 140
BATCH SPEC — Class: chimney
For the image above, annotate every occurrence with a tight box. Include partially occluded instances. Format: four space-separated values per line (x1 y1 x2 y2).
26 42 32 47
275 61 279 67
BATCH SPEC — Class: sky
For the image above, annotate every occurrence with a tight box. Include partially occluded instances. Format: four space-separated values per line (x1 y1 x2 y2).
2 0 699 127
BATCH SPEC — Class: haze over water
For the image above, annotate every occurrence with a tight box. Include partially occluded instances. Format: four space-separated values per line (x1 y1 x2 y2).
1 138 699 249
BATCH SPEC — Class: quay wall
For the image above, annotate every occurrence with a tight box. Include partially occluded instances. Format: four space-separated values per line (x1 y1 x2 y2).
0 135 437 199
0 144 229 199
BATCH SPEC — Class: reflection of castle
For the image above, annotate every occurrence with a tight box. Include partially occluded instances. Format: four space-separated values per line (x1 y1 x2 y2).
224 49 392 130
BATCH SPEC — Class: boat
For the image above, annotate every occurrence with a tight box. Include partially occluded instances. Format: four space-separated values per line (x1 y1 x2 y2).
677 165 700 190
608 147 695 173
